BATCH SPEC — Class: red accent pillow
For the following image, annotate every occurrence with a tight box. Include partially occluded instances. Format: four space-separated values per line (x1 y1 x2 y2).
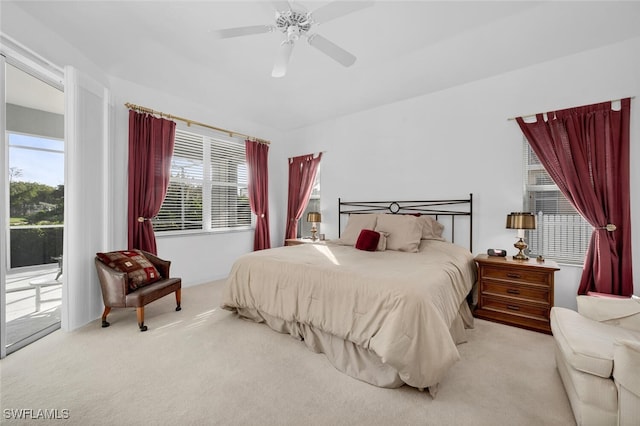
355 229 381 252
96 250 161 292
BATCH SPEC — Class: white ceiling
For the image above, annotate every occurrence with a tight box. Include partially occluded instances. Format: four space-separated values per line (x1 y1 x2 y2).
7 1 640 130
6 63 64 114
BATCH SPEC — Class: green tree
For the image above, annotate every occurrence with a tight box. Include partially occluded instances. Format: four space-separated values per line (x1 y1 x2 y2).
9 181 64 225
9 167 23 183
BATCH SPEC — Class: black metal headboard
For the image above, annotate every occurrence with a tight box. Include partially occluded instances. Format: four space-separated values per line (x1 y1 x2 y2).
338 194 473 251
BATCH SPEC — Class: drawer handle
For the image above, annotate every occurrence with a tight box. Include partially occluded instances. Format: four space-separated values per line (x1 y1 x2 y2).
506 273 521 279
507 289 520 295
507 305 520 311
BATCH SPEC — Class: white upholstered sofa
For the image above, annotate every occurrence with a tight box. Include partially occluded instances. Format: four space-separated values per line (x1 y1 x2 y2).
550 295 640 426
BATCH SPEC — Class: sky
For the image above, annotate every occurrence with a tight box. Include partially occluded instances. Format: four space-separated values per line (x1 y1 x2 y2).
8 133 64 187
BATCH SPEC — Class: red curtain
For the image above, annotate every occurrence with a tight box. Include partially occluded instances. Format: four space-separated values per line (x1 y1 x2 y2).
284 153 322 241
245 140 271 251
128 110 176 254
516 98 633 296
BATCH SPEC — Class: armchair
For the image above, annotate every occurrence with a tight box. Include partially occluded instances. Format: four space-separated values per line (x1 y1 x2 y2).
550 294 640 426
95 250 181 332
614 340 640 426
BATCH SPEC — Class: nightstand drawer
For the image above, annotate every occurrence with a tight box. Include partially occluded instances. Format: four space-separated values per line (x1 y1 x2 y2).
480 295 550 321
481 280 550 303
481 266 550 285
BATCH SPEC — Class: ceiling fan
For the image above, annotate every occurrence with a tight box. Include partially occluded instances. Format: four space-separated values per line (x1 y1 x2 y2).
211 1 373 78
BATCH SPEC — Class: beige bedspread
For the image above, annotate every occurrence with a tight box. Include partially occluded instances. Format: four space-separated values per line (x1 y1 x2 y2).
221 239 477 389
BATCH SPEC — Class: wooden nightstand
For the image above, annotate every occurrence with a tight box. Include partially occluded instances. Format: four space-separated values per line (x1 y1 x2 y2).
473 254 560 334
284 238 326 247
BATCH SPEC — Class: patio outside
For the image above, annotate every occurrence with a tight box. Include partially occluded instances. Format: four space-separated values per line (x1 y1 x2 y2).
5 221 63 352
5 263 61 351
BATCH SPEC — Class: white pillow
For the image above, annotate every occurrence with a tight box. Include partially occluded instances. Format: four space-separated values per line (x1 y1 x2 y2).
374 214 423 252
377 231 389 251
337 214 378 246
419 216 445 241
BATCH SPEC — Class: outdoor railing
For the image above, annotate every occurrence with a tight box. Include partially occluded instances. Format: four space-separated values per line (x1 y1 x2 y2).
9 225 63 269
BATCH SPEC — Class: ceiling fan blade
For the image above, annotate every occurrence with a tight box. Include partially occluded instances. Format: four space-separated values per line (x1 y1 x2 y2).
310 0 374 24
272 41 295 78
307 34 356 67
211 25 274 39
271 1 291 12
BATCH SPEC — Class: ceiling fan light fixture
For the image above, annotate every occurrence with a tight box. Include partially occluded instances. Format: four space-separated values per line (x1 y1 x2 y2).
276 9 311 33
287 25 300 42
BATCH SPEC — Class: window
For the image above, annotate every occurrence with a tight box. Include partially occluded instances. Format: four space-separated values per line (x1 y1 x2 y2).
8 133 64 268
153 129 251 233
522 138 592 264
297 168 321 238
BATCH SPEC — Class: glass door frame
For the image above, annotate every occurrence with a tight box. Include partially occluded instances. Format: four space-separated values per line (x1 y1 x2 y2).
1 36 65 358
1 51 8 359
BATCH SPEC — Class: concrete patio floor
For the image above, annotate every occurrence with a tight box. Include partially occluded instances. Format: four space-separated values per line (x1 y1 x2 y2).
5 265 61 350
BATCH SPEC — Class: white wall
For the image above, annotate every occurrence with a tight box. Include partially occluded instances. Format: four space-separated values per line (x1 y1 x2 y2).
282 36 640 310
62 67 110 330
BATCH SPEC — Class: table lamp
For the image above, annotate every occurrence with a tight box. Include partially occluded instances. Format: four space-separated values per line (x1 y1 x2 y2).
506 212 536 260
306 212 321 241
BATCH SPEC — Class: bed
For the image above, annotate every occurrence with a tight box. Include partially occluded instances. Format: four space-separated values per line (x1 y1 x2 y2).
221 196 476 396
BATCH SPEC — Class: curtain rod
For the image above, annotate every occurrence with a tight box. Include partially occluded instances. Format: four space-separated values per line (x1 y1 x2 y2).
507 96 635 121
125 102 270 145
288 150 326 160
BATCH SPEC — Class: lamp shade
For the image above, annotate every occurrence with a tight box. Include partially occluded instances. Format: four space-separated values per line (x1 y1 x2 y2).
506 212 536 229
306 212 321 223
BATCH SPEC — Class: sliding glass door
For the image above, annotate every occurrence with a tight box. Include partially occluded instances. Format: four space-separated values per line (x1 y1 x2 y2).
2 59 65 356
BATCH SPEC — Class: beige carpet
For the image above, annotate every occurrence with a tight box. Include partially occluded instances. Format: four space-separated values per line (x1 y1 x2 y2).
0 280 575 425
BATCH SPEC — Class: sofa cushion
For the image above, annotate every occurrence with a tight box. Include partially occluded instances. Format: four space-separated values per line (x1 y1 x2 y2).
96 249 161 292
613 340 640 396
125 277 181 308
551 307 640 378
553 340 619 424
577 295 640 331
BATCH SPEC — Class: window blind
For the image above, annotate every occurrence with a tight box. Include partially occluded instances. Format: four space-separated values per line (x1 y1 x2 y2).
209 138 251 230
522 139 593 264
153 129 250 233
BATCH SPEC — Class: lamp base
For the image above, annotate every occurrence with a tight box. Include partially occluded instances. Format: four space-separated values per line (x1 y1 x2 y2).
310 225 318 241
513 252 528 261
513 238 528 260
